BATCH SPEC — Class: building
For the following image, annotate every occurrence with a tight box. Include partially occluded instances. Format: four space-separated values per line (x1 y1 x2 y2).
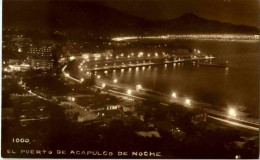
30 59 54 70
28 45 53 59
8 59 20 65
6 63 30 72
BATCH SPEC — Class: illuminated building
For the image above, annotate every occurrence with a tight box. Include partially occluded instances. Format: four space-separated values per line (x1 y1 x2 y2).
30 59 54 70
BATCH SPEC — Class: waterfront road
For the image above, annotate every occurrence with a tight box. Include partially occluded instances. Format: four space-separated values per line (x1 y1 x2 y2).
62 63 259 132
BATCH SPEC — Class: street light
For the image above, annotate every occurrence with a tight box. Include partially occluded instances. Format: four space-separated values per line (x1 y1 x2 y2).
81 78 84 82
185 98 191 105
69 56 75 60
171 92 176 98
113 79 118 83
136 84 142 91
102 83 106 88
127 89 132 95
228 108 237 117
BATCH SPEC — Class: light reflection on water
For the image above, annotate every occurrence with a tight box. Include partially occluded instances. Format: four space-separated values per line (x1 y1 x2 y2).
103 41 259 117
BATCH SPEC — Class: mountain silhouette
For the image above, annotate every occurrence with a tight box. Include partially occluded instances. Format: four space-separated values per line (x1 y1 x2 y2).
3 1 259 35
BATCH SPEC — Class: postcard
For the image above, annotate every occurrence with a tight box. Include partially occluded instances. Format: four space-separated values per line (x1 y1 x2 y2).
1 0 259 159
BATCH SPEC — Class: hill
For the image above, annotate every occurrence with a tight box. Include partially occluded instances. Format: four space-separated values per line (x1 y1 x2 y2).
3 1 259 35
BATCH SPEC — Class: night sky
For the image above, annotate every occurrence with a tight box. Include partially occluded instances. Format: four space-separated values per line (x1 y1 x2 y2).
98 0 259 27
3 0 260 28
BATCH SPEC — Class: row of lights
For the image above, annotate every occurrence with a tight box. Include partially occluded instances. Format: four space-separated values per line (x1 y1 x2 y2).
171 92 190 105
87 52 164 61
76 73 236 118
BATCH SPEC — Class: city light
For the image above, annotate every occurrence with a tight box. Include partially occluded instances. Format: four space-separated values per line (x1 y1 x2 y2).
228 108 237 117
104 70 107 74
81 78 84 82
171 92 177 98
113 79 118 83
97 75 101 79
112 34 260 42
185 98 191 105
82 55 89 59
127 89 132 95
136 84 142 90
102 83 106 88
69 56 75 60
